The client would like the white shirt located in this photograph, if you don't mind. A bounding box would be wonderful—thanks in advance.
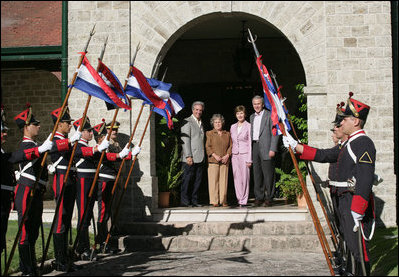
[237,125,243,134]
[191,114,202,128]
[252,110,264,141]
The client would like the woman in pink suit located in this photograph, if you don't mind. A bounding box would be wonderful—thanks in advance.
[230,106,252,207]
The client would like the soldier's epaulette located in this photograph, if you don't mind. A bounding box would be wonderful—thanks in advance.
[56,139,70,152]
[81,147,94,157]
[106,152,118,161]
[24,147,40,160]
[351,195,368,215]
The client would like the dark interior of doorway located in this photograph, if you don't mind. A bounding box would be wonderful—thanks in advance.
[176,81,265,206]
[156,80,286,207]
[156,14,306,207]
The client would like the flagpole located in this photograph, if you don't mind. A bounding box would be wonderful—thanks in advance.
[102,106,153,251]
[270,70,340,253]
[70,36,114,256]
[101,59,164,252]
[3,24,96,277]
[88,43,142,258]
[247,28,335,276]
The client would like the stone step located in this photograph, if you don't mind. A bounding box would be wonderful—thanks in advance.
[120,234,323,253]
[117,221,320,237]
[151,206,309,222]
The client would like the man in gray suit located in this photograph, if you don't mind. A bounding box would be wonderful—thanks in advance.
[180,101,205,207]
[250,95,280,207]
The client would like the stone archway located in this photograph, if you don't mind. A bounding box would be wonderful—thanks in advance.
[152,12,307,206]
[68,1,329,220]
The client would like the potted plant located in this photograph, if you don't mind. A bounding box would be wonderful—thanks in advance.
[156,117,183,208]
[275,160,307,207]
[275,84,308,207]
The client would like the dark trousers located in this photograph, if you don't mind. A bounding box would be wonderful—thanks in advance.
[181,162,203,205]
[252,142,275,202]
[1,190,13,252]
[14,184,43,246]
[338,192,372,265]
[76,176,96,253]
[96,178,113,244]
[14,184,42,275]
[52,172,76,234]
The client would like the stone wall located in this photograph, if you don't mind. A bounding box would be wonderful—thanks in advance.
[67,1,396,226]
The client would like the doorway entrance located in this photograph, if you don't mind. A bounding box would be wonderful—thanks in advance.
[156,12,306,206]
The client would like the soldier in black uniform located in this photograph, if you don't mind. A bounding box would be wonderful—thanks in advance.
[1,107,53,257]
[48,107,81,272]
[92,121,138,253]
[283,92,376,275]
[12,104,54,276]
[73,117,109,260]
[327,103,349,272]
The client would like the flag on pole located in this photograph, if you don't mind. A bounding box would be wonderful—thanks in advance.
[149,79,185,115]
[125,66,174,129]
[255,55,290,136]
[73,53,131,110]
[98,60,130,110]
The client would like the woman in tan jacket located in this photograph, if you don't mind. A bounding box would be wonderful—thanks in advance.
[206,114,232,207]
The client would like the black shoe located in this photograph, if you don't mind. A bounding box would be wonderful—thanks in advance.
[80,250,91,261]
[180,203,191,207]
[253,200,263,207]
[264,200,273,207]
[51,260,70,272]
[192,203,202,207]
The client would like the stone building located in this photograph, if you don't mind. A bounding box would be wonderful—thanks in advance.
[2,1,398,227]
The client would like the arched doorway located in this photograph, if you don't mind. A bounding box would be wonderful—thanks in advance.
[155,12,306,206]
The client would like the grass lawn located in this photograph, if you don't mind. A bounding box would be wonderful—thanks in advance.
[1,220,94,275]
[369,226,398,276]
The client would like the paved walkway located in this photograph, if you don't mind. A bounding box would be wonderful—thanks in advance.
[42,250,331,276]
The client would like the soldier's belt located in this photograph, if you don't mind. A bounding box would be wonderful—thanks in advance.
[76,168,97,173]
[56,165,76,171]
[329,181,353,188]
[1,184,15,191]
[99,173,116,180]
[20,172,47,185]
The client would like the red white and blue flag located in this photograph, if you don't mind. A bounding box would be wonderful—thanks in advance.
[256,56,290,136]
[73,53,131,110]
[125,66,174,129]
[98,60,130,110]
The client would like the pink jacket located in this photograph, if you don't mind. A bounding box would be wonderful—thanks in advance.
[230,121,252,163]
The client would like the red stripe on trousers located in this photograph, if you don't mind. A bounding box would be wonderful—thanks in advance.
[20,186,30,245]
[57,174,64,234]
[100,181,106,223]
[80,178,85,223]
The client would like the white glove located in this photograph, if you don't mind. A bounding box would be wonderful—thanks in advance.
[38,136,53,154]
[351,211,364,232]
[118,144,131,159]
[282,132,298,151]
[132,145,141,156]
[69,130,81,144]
[97,139,110,152]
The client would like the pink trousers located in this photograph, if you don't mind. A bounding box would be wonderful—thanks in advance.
[231,153,250,205]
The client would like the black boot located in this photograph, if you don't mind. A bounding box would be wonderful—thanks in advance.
[29,242,38,276]
[18,244,34,276]
[52,233,70,272]
[77,228,91,261]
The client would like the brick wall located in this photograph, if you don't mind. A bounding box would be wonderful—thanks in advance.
[1,69,62,199]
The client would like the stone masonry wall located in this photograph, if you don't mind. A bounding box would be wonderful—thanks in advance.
[67,1,396,226]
